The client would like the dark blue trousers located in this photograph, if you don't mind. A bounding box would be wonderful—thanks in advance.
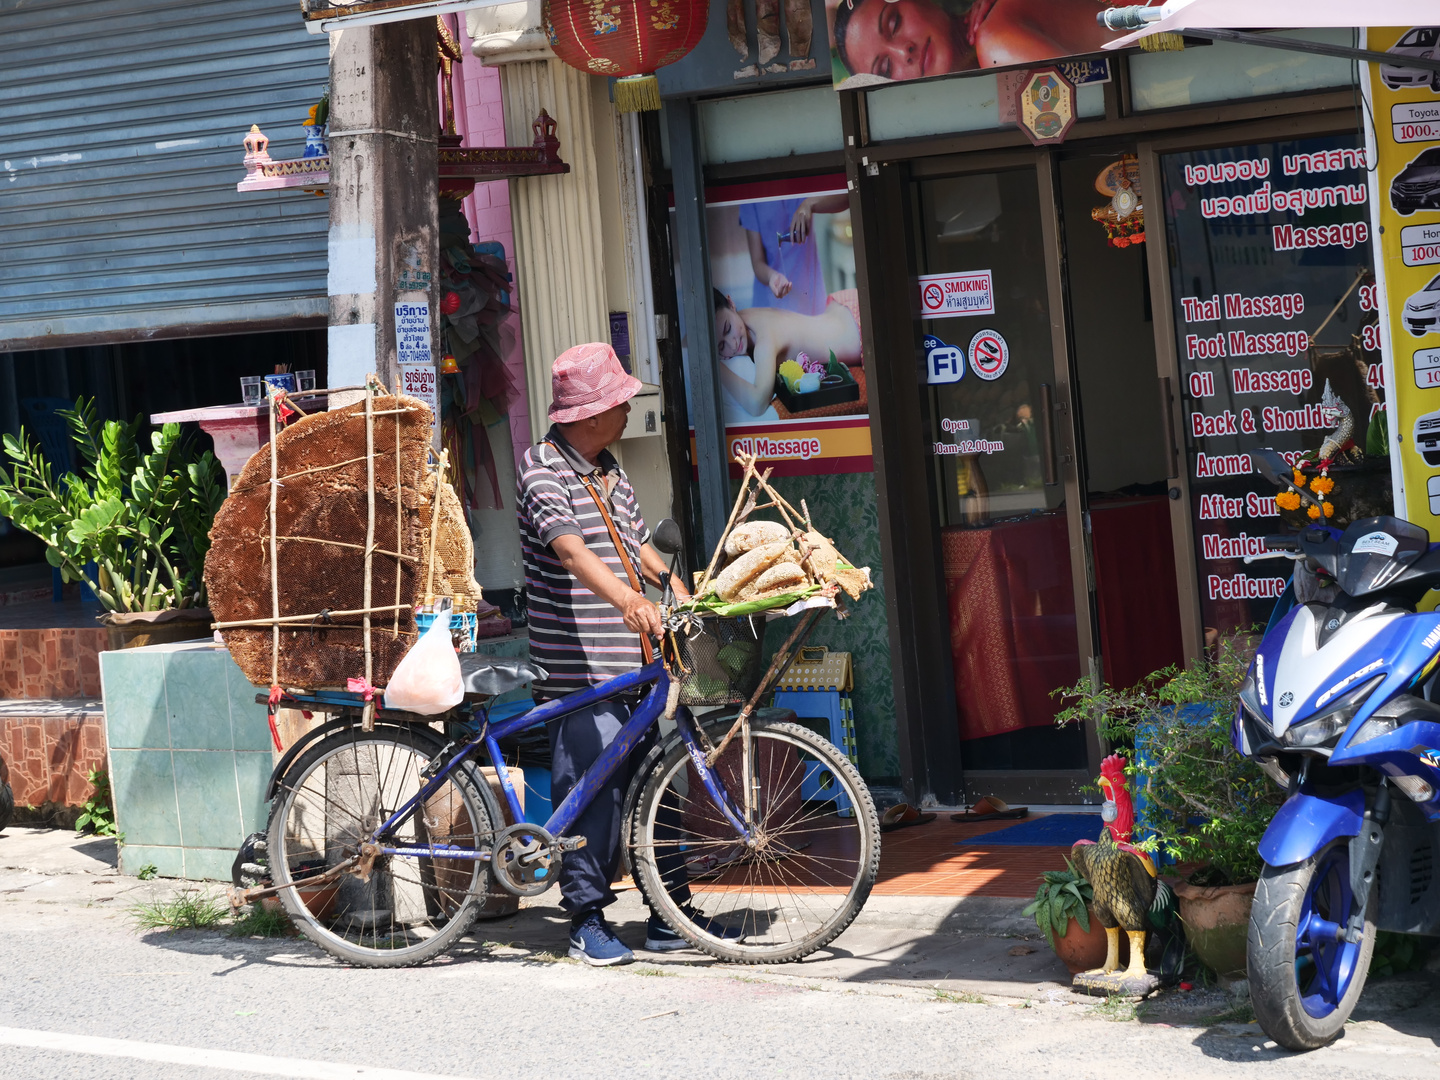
[547,699,691,923]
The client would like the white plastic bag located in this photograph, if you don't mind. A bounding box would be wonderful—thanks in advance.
[383,609,464,715]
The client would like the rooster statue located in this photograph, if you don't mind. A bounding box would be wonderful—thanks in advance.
[1069,754,1159,982]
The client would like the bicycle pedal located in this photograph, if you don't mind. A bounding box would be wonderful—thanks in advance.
[556,835,588,853]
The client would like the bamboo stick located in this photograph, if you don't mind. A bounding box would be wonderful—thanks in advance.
[277,452,396,481]
[424,450,448,607]
[274,536,417,562]
[268,390,280,690]
[362,377,376,729]
[393,410,403,640]
[693,457,762,599]
[212,604,411,630]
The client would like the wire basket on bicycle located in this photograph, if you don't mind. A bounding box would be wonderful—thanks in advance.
[673,616,763,706]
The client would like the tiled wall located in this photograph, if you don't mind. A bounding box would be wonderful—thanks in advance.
[0,703,105,806]
[100,640,272,881]
[0,628,105,699]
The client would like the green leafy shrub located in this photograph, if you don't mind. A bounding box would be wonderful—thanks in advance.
[0,398,223,612]
[1054,637,1284,885]
[1023,858,1093,950]
[75,768,117,837]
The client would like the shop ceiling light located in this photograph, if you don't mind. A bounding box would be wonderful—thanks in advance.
[1098,1,1440,74]
[301,0,509,35]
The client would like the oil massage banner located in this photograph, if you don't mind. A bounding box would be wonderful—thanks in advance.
[1362,27,1440,538]
[674,174,873,477]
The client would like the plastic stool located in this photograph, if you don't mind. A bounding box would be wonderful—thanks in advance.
[771,689,855,815]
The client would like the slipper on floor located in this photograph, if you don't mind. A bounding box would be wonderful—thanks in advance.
[881,803,937,832]
[950,796,1029,823]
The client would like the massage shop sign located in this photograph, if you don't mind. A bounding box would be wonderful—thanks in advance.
[1164,133,1387,637]
[1364,28,1440,539]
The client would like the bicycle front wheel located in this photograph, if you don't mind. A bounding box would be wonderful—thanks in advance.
[267,725,499,967]
[631,718,880,964]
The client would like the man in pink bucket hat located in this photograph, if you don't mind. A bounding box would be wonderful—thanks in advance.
[516,342,741,965]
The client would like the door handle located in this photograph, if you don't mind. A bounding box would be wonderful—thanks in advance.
[1159,376,1180,479]
[1040,382,1058,487]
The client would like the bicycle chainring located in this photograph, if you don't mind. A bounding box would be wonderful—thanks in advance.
[490,823,560,898]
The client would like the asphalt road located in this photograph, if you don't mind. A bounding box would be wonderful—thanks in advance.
[3,827,1439,1080]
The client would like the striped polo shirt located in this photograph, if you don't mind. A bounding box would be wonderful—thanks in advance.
[516,426,651,699]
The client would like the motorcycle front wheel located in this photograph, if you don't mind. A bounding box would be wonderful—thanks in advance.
[1248,840,1376,1050]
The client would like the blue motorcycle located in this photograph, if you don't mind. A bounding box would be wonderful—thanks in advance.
[1235,449,1440,1049]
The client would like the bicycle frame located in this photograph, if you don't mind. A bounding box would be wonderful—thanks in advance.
[274,659,753,865]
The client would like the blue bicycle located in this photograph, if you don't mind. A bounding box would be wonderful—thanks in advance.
[246,522,880,968]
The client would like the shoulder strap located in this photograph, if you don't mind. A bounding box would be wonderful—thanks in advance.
[544,439,654,664]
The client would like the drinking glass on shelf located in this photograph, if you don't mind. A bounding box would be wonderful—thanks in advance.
[240,376,263,406]
[296,369,317,393]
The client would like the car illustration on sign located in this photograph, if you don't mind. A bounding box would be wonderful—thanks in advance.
[1392,147,1440,215]
[1380,27,1440,91]
[1406,273,1440,336]
[1415,408,1440,466]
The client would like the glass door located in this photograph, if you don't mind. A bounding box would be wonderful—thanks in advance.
[912,154,1097,801]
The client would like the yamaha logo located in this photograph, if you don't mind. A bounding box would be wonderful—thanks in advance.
[1326,619,1340,630]
[1278,692,1294,707]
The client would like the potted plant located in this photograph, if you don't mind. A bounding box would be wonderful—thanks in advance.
[1024,858,1126,974]
[0,398,224,649]
[1055,637,1286,977]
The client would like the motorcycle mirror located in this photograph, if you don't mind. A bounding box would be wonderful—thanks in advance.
[652,518,684,557]
[1252,448,1291,488]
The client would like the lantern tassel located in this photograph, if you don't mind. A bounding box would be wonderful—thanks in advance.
[614,74,661,113]
[1138,32,1184,52]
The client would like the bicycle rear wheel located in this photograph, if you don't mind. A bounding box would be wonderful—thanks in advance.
[267,724,498,967]
[630,718,879,964]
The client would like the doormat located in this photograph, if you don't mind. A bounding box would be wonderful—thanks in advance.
[955,814,1101,847]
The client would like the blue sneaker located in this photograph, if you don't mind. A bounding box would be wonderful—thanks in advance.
[644,907,746,951]
[568,913,634,966]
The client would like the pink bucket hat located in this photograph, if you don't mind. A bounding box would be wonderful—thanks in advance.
[549,342,643,424]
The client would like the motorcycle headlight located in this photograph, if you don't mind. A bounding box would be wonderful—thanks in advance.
[1349,712,1400,747]
[1284,676,1385,749]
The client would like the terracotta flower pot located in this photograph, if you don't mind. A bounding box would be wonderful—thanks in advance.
[1174,878,1256,977]
[1052,906,1129,974]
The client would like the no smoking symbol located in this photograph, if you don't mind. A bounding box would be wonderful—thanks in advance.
[923,282,945,311]
[967,329,1009,381]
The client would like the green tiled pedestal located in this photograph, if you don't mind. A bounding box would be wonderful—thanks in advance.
[100,640,271,881]
[100,632,533,881]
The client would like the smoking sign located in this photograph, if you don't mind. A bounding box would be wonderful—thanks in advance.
[918,271,995,319]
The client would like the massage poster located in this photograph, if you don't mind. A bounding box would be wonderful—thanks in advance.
[825,0,1117,90]
[1162,134,1385,638]
[1363,28,1440,539]
[675,175,872,477]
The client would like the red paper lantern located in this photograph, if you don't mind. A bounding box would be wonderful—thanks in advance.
[440,291,461,315]
[544,0,708,112]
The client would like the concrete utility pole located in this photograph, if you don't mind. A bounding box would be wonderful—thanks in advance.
[325,21,440,407]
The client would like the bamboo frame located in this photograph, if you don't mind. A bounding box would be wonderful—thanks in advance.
[213,604,411,630]
[268,391,280,690]
[362,377,376,730]
[276,535,417,561]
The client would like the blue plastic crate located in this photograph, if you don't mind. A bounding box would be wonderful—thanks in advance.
[414,609,478,652]
[772,688,855,815]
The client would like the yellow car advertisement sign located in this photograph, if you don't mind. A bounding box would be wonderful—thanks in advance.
[1367,27,1440,532]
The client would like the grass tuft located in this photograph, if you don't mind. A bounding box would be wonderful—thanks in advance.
[129,889,229,932]
[230,905,296,938]
[932,988,987,1005]
[1089,993,1138,1023]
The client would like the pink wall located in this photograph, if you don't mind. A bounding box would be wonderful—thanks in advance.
[453,32,532,465]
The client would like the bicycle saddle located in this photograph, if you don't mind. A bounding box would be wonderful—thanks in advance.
[457,655,548,698]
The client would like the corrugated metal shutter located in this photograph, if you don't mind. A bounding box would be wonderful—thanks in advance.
[0,0,330,350]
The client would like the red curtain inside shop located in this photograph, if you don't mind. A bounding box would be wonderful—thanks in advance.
[1089,496,1185,690]
[942,515,1080,741]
